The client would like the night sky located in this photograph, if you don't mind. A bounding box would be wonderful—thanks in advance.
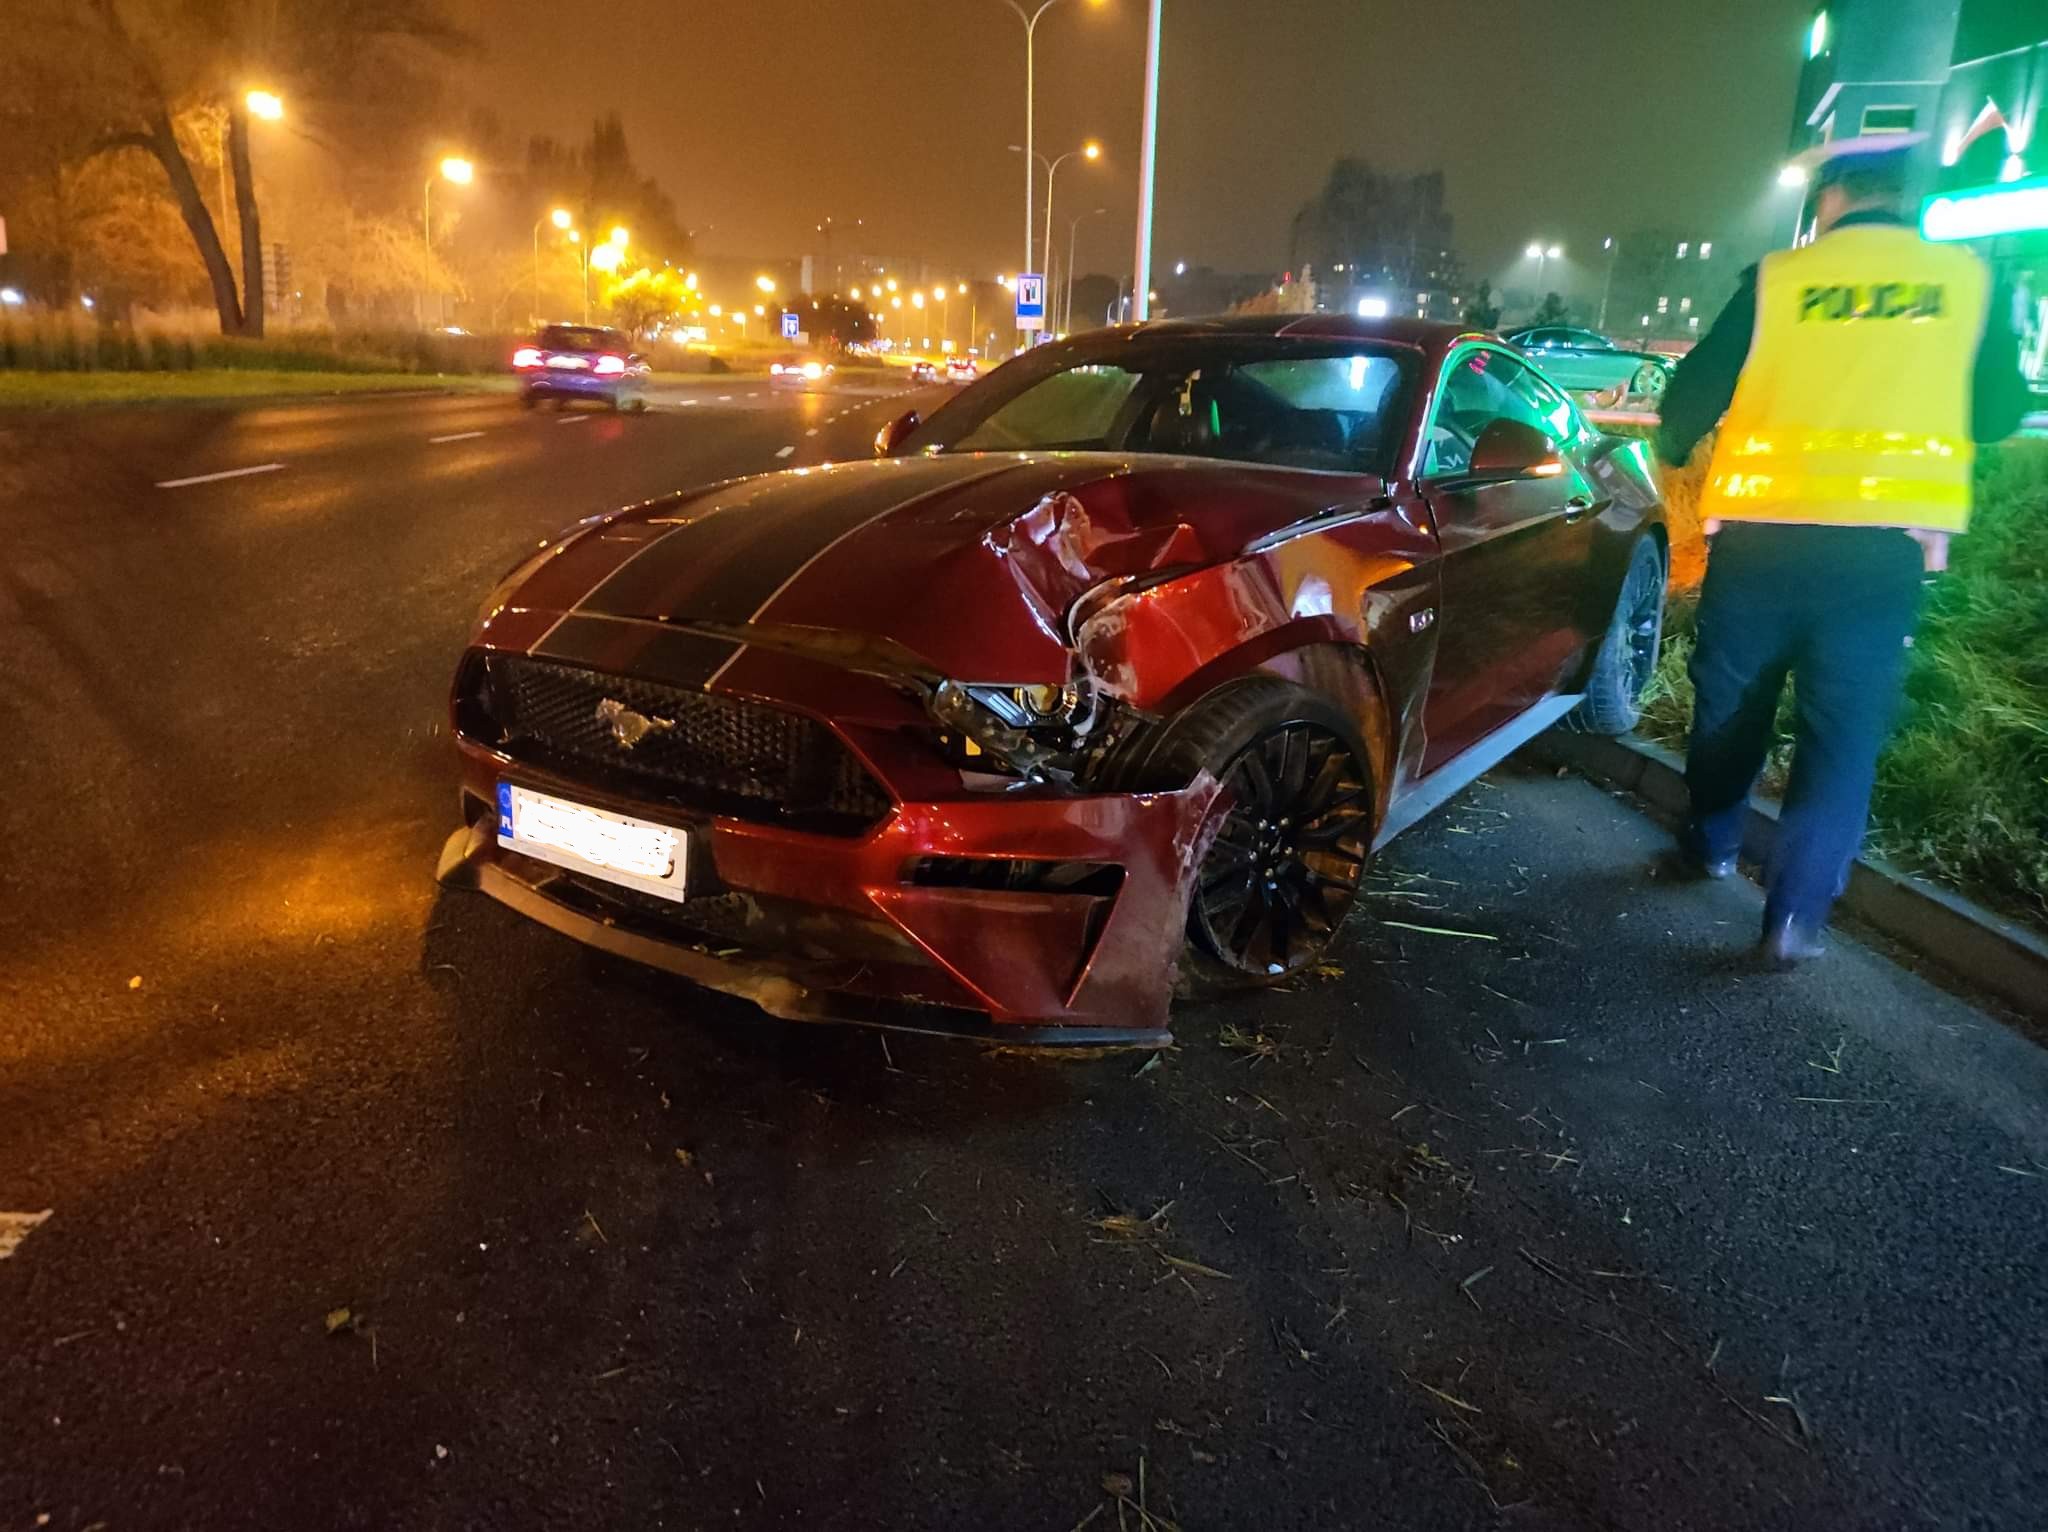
[462,0,1814,299]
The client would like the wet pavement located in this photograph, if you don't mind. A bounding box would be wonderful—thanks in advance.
[2,387,2044,1531]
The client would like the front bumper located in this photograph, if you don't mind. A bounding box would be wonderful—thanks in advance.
[440,743,1220,1048]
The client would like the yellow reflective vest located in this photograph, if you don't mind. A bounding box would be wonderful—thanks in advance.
[1700,223,1991,535]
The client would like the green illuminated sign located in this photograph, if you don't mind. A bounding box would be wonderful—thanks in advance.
[1921,176,2048,242]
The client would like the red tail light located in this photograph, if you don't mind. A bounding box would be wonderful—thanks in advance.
[594,354,626,376]
[512,347,543,368]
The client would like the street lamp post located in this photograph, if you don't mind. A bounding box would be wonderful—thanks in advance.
[423,156,474,325]
[1525,240,1562,297]
[1000,0,1104,319]
[1131,0,1162,321]
[1040,140,1101,279]
[1066,206,1107,333]
[1595,235,1618,332]
[533,208,572,324]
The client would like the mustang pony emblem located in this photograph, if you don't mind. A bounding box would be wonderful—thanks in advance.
[595,698,675,749]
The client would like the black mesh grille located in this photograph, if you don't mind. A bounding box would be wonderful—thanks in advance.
[459,653,892,833]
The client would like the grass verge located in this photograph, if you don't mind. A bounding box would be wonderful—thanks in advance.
[0,371,516,408]
[1639,439,2048,929]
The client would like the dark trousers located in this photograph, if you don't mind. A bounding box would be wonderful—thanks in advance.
[1683,523,1925,929]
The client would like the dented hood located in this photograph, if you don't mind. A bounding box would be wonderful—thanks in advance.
[501,451,1385,686]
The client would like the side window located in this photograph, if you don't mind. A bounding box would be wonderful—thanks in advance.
[1503,358,1587,449]
[1423,349,1556,475]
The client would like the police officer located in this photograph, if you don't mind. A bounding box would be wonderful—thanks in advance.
[1656,135,2029,968]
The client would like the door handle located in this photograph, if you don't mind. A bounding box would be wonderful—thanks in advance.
[1562,495,1597,523]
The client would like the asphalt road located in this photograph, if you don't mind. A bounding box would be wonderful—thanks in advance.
[2,380,2044,1532]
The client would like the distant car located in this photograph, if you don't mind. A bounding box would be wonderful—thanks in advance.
[514,325,650,411]
[908,359,938,384]
[1516,342,1676,413]
[1506,326,1615,353]
[441,315,1668,1049]
[945,355,978,384]
[769,355,832,389]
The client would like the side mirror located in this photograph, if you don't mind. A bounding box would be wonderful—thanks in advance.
[875,409,920,457]
[1469,417,1563,480]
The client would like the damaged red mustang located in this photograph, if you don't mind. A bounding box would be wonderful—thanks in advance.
[438,316,1668,1047]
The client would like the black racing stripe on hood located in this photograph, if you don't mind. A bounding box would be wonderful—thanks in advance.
[573,468,924,626]
[577,458,1029,627]
[530,613,741,690]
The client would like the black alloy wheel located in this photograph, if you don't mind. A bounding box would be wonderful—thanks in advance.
[1191,720,1373,978]
[1621,557,1664,703]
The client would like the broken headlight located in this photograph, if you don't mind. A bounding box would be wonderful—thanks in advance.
[927,678,1099,781]
[962,683,1089,731]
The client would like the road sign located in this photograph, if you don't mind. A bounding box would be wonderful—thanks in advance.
[780,310,800,339]
[1015,272,1046,332]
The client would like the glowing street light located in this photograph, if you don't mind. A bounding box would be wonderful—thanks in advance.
[608,225,628,249]
[589,242,622,273]
[885,277,898,292]
[1525,241,1563,290]
[533,207,577,322]
[246,89,284,121]
[1778,162,1810,188]
[423,157,476,323]
[755,274,777,293]
[709,304,723,317]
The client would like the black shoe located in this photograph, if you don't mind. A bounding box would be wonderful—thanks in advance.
[1757,913,1826,970]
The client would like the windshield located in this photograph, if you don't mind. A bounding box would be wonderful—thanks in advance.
[539,326,625,353]
[903,341,1417,475]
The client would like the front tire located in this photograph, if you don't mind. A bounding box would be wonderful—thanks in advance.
[1134,679,1377,992]
[1569,536,1666,735]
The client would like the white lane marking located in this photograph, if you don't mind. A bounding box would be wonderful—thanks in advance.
[718,395,733,401]
[429,430,485,444]
[775,445,796,458]
[682,399,700,407]
[156,462,283,489]
[805,428,819,436]
[0,1210,52,1261]
[556,415,589,426]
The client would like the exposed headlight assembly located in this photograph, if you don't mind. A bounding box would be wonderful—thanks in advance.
[929,678,1100,781]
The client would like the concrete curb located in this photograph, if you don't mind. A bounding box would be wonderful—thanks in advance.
[1531,729,2048,1020]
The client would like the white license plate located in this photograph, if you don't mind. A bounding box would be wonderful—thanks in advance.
[497,783,688,903]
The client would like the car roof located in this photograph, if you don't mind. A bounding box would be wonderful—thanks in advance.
[1063,312,1477,363]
